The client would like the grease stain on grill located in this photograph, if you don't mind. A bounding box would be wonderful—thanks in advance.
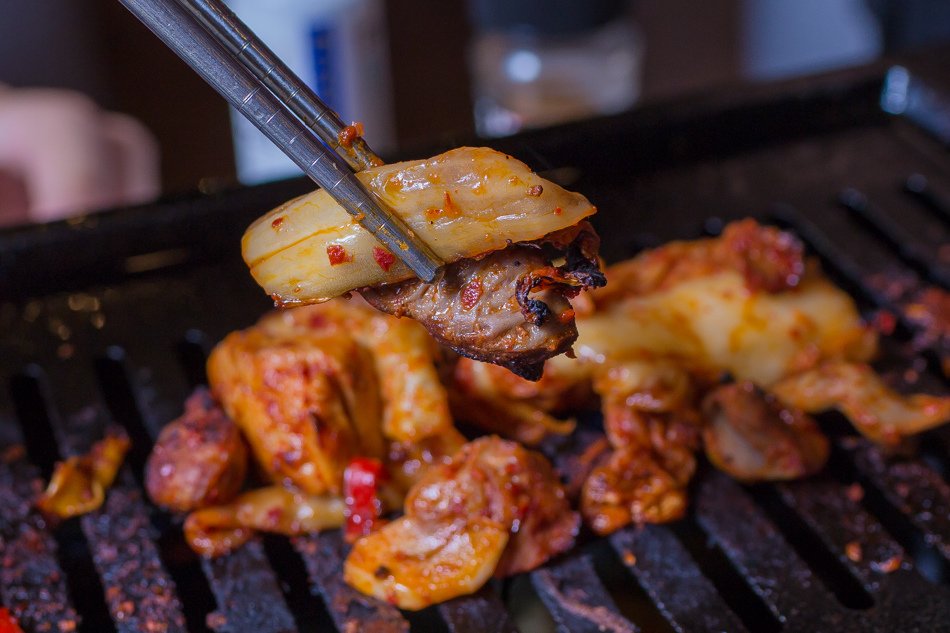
[843,439,950,585]
[0,452,86,633]
[746,483,875,609]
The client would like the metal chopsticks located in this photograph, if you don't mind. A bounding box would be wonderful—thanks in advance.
[177,0,380,172]
[118,0,443,282]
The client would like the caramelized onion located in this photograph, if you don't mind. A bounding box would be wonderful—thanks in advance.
[184,486,345,557]
[244,147,596,304]
[770,362,950,446]
[37,428,130,519]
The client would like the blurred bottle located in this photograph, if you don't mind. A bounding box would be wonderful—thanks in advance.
[468,0,642,137]
[225,0,395,184]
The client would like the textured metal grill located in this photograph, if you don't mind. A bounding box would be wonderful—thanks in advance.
[2,58,950,633]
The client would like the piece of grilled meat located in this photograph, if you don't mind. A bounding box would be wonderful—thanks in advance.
[362,222,605,380]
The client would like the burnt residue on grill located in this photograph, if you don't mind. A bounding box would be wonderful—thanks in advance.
[3,59,950,632]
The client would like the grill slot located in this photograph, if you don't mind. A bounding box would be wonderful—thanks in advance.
[747,483,875,609]
[585,540,674,633]
[258,535,336,633]
[38,355,191,633]
[94,350,157,486]
[9,372,61,478]
[906,174,950,224]
[612,523,755,633]
[696,473,842,626]
[839,187,950,288]
[776,478,904,594]
[177,331,213,390]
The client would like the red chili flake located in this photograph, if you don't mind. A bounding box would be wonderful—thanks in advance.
[871,554,903,574]
[0,608,23,633]
[526,184,543,197]
[622,550,637,566]
[373,247,396,272]
[326,244,352,266]
[270,216,285,230]
[206,612,228,630]
[265,506,284,528]
[871,310,897,336]
[845,483,864,503]
[845,541,863,562]
[344,457,386,542]
[553,206,563,215]
[461,278,483,310]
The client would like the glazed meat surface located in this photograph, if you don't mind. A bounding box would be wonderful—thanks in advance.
[448,220,950,536]
[208,313,384,495]
[146,388,247,512]
[702,381,828,482]
[364,246,576,380]
[363,223,605,380]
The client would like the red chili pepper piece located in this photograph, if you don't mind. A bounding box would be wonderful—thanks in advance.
[326,244,351,266]
[373,247,396,272]
[344,457,386,542]
[0,608,23,633]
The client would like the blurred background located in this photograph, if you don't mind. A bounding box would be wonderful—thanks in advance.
[1,0,949,221]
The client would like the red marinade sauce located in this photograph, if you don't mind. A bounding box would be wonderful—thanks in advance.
[344,457,386,542]
[0,608,23,633]
[373,247,396,272]
[461,278,483,310]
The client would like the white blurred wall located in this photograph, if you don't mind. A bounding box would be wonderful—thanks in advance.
[743,0,883,79]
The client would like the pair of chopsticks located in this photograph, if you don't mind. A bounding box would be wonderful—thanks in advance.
[119,0,442,282]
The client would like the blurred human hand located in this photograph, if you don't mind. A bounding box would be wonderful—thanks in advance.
[0,85,160,226]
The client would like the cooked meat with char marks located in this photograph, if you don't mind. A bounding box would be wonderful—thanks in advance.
[146,388,248,512]
[362,225,605,381]
[363,246,573,380]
